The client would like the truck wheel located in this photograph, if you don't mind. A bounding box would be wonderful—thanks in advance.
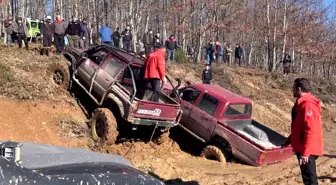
[48,63,70,89]
[154,131,170,145]
[91,108,118,145]
[201,145,228,163]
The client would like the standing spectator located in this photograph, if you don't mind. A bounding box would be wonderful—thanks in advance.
[283,78,323,185]
[40,16,54,56]
[80,18,89,49]
[206,42,215,65]
[121,25,132,51]
[187,45,194,59]
[112,27,121,47]
[215,41,224,63]
[144,45,166,102]
[202,65,212,84]
[234,44,243,66]
[143,29,154,56]
[53,15,67,54]
[5,20,13,47]
[14,19,29,50]
[152,32,162,49]
[66,16,82,48]
[283,54,292,77]
[99,23,113,45]
[165,34,177,61]
[226,43,233,64]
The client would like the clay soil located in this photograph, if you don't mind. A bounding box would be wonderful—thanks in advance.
[0,45,335,185]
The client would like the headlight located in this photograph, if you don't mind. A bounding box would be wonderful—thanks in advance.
[0,141,22,164]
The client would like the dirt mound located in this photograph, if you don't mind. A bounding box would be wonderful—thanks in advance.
[0,45,70,101]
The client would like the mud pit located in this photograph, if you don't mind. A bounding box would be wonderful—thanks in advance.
[0,46,336,185]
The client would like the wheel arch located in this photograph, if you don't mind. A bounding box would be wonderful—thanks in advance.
[102,96,125,120]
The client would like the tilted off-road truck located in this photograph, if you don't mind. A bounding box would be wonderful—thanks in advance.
[48,45,182,145]
[164,83,293,166]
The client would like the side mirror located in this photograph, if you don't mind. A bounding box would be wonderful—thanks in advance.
[179,93,183,98]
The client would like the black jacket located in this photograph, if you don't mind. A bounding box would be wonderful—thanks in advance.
[235,46,243,58]
[121,29,132,42]
[152,36,162,48]
[143,33,153,46]
[41,21,54,35]
[202,69,212,81]
[66,21,81,36]
[165,38,177,50]
[112,31,121,40]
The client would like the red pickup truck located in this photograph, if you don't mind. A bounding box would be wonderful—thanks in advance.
[166,83,293,166]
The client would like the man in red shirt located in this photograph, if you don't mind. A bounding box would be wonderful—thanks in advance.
[143,45,166,102]
[285,78,323,185]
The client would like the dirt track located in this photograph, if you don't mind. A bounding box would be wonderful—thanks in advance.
[0,46,335,185]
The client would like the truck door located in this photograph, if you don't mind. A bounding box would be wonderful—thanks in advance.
[179,87,201,130]
[189,93,219,140]
[92,56,127,98]
[76,49,107,87]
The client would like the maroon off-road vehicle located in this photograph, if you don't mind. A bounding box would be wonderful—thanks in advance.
[165,83,293,166]
[50,45,182,144]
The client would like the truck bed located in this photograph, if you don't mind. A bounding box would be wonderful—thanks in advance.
[225,119,286,150]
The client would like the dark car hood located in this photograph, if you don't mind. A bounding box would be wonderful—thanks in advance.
[0,141,164,185]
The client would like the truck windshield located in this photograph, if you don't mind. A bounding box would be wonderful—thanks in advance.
[224,104,251,116]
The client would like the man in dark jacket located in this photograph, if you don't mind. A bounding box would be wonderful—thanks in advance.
[202,65,212,84]
[284,78,323,185]
[5,20,13,47]
[53,15,67,54]
[143,29,154,56]
[283,54,292,77]
[80,18,89,49]
[234,44,243,66]
[121,25,132,51]
[40,16,54,56]
[112,27,121,47]
[152,32,162,49]
[165,34,177,61]
[66,16,82,48]
[206,42,215,65]
[14,19,29,50]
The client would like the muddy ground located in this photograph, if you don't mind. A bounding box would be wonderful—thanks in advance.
[0,45,335,185]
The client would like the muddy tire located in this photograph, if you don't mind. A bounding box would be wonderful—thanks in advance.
[154,131,170,145]
[90,108,118,145]
[48,63,70,88]
[201,145,228,163]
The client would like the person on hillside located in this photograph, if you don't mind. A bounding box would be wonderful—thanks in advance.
[40,15,54,56]
[206,42,215,65]
[112,27,121,47]
[14,19,29,50]
[234,44,243,66]
[152,32,162,50]
[283,78,323,185]
[226,43,233,64]
[121,25,132,51]
[80,18,89,49]
[165,34,177,62]
[283,54,292,77]
[5,20,13,47]
[143,45,166,102]
[65,16,82,48]
[202,64,212,84]
[99,23,113,45]
[53,15,67,54]
[215,41,224,63]
[143,29,154,56]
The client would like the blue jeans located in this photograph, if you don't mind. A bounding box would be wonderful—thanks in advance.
[167,49,175,61]
[7,35,11,47]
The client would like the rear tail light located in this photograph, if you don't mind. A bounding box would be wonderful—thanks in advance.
[257,152,266,164]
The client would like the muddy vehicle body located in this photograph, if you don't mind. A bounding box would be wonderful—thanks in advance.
[58,45,182,144]
[0,141,164,184]
[167,83,293,166]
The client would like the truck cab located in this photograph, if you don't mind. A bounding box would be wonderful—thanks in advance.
[175,84,293,166]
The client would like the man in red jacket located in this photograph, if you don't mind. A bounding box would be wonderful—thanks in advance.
[143,45,166,102]
[285,78,323,185]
